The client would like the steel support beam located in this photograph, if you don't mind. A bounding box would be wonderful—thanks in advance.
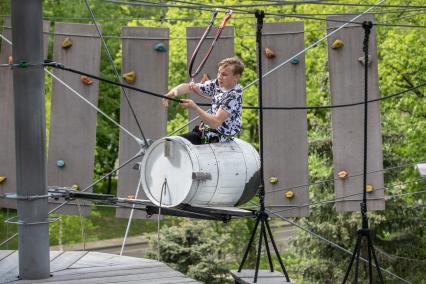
[11,0,50,279]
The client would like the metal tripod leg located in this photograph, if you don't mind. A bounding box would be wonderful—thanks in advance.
[342,231,362,283]
[254,219,265,282]
[265,217,290,281]
[262,219,274,272]
[238,216,260,272]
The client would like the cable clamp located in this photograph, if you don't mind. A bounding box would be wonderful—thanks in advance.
[5,216,61,226]
[5,193,49,201]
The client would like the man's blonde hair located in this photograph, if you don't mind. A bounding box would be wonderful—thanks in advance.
[218,57,245,76]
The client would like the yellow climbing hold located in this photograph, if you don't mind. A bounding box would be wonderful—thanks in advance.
[269,176,279,184]
[337,170,348,179]
[71,184,79,191]
[285,191,294,199]
[365,184,374,193]
[331,39,344,49]
[62,37,73,49]
[123,71,136,84]
[0,176,7,184]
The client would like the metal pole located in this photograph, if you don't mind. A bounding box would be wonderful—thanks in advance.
[11,0,50,279]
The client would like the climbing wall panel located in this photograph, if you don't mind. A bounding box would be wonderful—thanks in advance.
[262,22,309,217]
[47,23,101,215]
[327,15,384,212]
[0,17,49,208]
[116,27,168,219]
[186,26,234,129]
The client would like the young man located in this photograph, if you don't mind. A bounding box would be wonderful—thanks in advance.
[162,57,244,144]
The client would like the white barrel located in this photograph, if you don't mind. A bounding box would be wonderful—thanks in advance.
[140,136,260,208]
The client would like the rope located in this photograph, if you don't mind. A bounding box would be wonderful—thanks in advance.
[266,161,423,195]
[242,0,386,91]
[46,62,426,110]
[265,207,412,284]
[120,158,145,255]
[84,0,149,146]
[268,177,426,215]
[157,178,168,261]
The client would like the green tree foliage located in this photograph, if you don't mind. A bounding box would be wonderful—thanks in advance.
[1,0,425,282]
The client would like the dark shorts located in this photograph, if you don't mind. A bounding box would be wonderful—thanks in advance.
[180,126,220,145]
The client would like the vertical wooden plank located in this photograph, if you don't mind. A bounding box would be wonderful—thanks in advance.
[47,23,101,215]
[116,27,168,219]
[186,26,234,129]
[262,22,309,217]
[0,17,49,208]
[327,15,384,212]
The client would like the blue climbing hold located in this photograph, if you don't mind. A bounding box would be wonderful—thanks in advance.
[57,160,65,168]
[154,42,167,52]
[291,58,300,65]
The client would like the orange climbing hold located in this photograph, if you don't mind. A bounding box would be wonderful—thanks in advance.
[8,56,13,65]
[80,75,93,85]
[0,176,6,184]
[337,170,348,179]
[264,47,276,59]
[200,73,210,83]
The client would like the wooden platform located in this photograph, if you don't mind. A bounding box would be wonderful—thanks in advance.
[231,270,295,284]
[0,250,200,283]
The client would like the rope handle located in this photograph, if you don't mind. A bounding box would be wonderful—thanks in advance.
[188,9,232,80]
[218,10,232,29]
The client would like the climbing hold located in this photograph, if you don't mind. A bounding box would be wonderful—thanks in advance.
[269,176,279,184]
[285,191,294,199]
[62,37,73,49]
[0,176,6,184]
[291,58,300,65]
[80,75,93,85]
[200,73,210,83]
[71,184,79,191]
[123,71,136,84]
[358,55,372,66]
[365,184,374,193]
[8,56,13,65]
[264,47,276,59]
[56,160,65,168]
[154,42,167,52]
[337,170,348,179]
[331,39,344,49]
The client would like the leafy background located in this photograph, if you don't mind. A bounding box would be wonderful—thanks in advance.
[0,0,425,283]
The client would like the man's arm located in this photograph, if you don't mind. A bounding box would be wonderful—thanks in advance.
[180,99,229,129]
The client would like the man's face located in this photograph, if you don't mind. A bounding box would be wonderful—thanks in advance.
[217,65,240,90]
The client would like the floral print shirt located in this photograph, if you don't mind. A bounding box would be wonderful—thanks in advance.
[196,79,243,142]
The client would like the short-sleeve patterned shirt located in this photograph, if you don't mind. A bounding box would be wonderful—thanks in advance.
[196,79,243,142]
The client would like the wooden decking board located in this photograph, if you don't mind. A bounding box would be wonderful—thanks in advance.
[0,251,199,284]
[231,270,295,284]
[52,264,170,278]
[50,251,88,272]
[69,251,156,269]
[0,251,18,283]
